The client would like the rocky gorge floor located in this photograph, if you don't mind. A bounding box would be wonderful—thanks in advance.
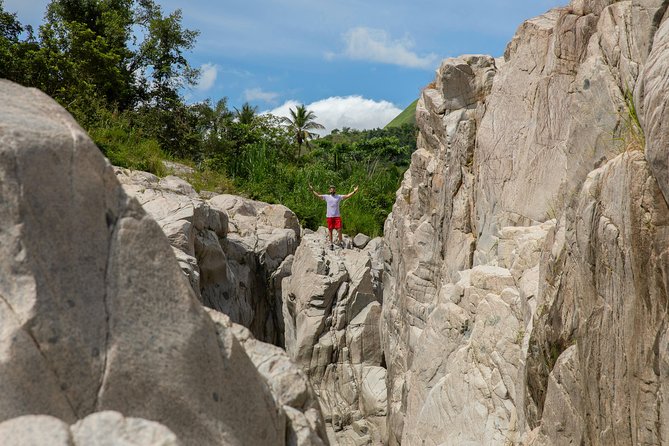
[114,166,388,445]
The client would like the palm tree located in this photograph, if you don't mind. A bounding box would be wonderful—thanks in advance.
[234,102,258,125]
[281,105,325,156]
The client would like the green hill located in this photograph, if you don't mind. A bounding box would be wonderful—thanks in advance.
[385,99,417,128]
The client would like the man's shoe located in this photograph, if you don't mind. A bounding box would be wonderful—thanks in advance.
[330,244,334,250]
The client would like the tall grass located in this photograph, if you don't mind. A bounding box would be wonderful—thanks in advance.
[621,87,645,152]
[234,154,402,237]
[89,117,167,176]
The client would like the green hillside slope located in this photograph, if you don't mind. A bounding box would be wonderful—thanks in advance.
[385,99,417,128]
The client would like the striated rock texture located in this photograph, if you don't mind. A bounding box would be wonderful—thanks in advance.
[382,0,669,444]
[527,150,669,445]
[382,54,496,445]
[115,172,299,346]
[0,79,325,446]
[283,229,387,445]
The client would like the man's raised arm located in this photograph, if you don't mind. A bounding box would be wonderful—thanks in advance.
[309,184,324,199]
[342,185,359,200]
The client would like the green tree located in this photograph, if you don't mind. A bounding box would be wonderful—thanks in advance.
[0,1,22,42]
[133,1,199,108]
[1,0,199,133]
[281,104,325,156]
[190,98,234,164]
[34,0,137,114]
[234,102,258,125]
[0,1,39,85]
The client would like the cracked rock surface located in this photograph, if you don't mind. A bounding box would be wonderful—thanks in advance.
[115,174,299,346]
[381,0,669,444]
[283,229,386,445]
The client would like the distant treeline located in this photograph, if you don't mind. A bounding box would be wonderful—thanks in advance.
[0,0,417,237]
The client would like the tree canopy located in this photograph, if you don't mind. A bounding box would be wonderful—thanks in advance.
[0,0,198,124]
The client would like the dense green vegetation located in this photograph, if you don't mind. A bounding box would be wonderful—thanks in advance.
[0,0,417,237]
[235,123,417,237]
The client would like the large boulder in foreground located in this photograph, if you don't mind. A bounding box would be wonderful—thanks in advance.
[0,79,323,445]
[207,308,328,446]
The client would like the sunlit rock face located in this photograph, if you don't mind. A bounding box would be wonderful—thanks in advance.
[282,229,387,445]
[116,173,299,347]
[0,412,182,446]
[381,0,669,444]
[382,53,497,445]
[0,79,325,446]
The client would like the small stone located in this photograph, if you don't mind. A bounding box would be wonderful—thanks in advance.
[352,233,371,249]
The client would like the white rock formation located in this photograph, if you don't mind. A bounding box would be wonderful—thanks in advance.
[382,54,495,445]
[527,150,669,446]
[207,308,328,446]
[209,194,300,345]
[115,172,299,346]
[381,0,669,444]
[4,1,669,444]
[0,79,324,446]
[283,229,387,445]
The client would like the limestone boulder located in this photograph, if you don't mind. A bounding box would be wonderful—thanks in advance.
[0,79,288,446]
[206,308,329,446]
[115,168,226,301]
[352,233,371,249]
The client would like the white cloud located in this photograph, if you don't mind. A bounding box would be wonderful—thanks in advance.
[244,88,280,104]
[196,63,218,91]
[266,96,402,135]
[336,27,439,69]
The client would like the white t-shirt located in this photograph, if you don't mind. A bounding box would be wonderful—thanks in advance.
[322,194,343,217]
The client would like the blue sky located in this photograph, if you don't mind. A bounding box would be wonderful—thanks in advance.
[6,0,566,132]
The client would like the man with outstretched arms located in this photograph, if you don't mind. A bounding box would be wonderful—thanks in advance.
[309,183,359,249]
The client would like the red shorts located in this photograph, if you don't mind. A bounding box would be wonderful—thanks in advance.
[327,217,342,230]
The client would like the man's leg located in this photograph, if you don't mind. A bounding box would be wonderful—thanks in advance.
[336,218,343,246]
[327,219,334,249]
